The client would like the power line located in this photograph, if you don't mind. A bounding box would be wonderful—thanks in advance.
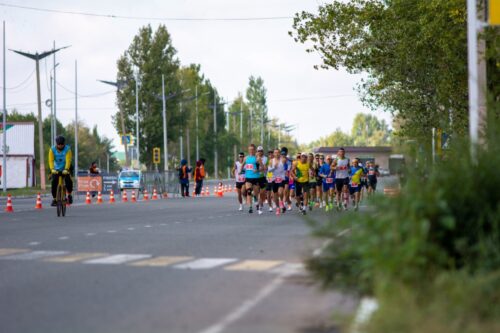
[0,3,293,22]
[0,68,35,91]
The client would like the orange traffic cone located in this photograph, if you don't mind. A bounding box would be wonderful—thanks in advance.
[213,186,217,196]
[131,191,137,203]
[204,186,209,196]
[96,191,103,204]
[143,190,149,201]
[85,192,91,204]
[218,184,223,197]
[122,190,128,202]
[152,188,158,200]
[109,190,116,203]
[35,193,43,209]
[4,194,13,212]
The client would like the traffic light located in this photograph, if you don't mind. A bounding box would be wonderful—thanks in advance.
[153,147,161,164]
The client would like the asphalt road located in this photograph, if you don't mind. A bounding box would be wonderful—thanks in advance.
[0,189,363,333]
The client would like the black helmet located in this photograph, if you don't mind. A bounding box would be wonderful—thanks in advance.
[55,135,65,145]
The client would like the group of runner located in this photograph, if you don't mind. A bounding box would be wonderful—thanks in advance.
[232,145,380,215]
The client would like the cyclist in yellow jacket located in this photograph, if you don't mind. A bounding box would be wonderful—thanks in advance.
[48,136,73,206]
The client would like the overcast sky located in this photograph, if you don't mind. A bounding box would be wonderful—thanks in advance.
[1,0,392,150]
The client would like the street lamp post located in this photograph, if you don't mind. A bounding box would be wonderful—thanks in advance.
[134,69,140,167]
[10,45,69,190]
[161,75,168,172]
[2,21,6,193]
[74,60,78,182]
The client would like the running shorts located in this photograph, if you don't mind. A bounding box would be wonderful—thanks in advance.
[236,182,245,189]
[322,182,334,192]
[272,182,284,193]
[245,178,260,186]
[295,181,310,198]
[335,178,350,192]
[349,183,361,195]
[258,177,267,189]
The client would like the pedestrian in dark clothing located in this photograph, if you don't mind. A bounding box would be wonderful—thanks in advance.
[194,159,206,196]
[178,159,192,197]
[89,161,100,197]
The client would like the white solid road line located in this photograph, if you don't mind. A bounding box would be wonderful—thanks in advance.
[173,258,237,270]
[84,254,151,265]
[198,274,286,333]
[0,250,68,260]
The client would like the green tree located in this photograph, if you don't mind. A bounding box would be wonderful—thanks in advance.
[290,0,499,141]
[246,76,268,144]
[351,113,391,146]
[115,24,180,169]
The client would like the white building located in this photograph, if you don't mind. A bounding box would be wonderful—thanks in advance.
[0,122,35,189]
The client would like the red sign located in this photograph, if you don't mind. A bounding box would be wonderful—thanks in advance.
[77,176,102,192]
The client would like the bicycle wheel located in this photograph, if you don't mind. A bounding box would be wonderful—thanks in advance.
[61,184,68,217]
[56,183,62,217]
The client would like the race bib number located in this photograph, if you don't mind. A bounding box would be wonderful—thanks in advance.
[326,178,333,184]
[275,177,283,184]
[237,175,246,182]
[338,165,347,171]
[245,164,254,171]
[351,182,359,188]
[369,170,375,175]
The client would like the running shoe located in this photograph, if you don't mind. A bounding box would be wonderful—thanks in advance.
[276,208,281,216]
[269,207,273,212]
[68,194,73,204]
[325,205,329,212]
[249,206,253,214]
[239,204,243,211]
[287,204,292,211]
[51,199,57,207]
[258,209,263,215]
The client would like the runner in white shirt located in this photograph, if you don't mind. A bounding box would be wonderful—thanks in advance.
[232,152,247,211]
[268,148,288,215]
[332,147,350,210]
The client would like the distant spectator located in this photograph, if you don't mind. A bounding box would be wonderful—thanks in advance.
[194,159,206,196]
[89,161,100,175]
[89,161,100,197]
[178,159,192,197]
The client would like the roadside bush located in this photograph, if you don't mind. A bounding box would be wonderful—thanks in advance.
[307,116,500,295]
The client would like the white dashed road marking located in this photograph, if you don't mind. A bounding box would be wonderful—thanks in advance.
[84,254,151,265]
[174,258,237,270]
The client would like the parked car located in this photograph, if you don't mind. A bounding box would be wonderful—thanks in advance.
[118,170,144,191]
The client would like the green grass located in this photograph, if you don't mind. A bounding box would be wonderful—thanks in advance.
[364,271,500,333]
[0,187,48,197]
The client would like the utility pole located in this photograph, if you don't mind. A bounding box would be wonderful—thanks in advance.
[49,75,53,144]
[195,85,199,162]
[98,79,129,167]
[162,74,168,172]
[214,91,218,179]
[52,41,57,140]
[135,69,140,167]
[74,60,78,183]
[466,0,488,158]
[10,45,69,190]
[240,99,243,143]
[179,101,183,161]
[2,21,6,193]
[260,108,264,145]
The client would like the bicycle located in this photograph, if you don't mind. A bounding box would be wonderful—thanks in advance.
[54,172,69,217]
